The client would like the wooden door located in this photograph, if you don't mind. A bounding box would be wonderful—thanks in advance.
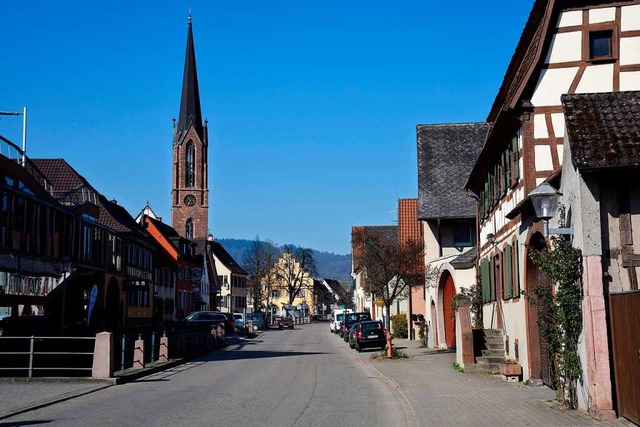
[443,275,456,349]
[610,291,640,425]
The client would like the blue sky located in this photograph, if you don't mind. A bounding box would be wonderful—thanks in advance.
[1,1,533,255]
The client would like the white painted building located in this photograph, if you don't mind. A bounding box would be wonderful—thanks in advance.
[465,0,640,419]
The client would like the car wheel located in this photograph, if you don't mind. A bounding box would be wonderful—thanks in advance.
[290,326,294,329]
[279,326,283,330]
[356,343,362,353]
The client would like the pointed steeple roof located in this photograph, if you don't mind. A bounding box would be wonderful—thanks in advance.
[177,14,203,141]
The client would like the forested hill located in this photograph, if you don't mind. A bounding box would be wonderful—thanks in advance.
[216,238,352,282]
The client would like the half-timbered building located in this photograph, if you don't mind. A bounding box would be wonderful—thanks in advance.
[464,0,640,419]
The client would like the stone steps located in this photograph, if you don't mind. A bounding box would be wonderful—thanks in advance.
[467,329,505,374]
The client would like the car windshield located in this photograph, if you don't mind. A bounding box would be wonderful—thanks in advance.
[361,322,382,332]
[346,313,371,322]
[233,314,242,320]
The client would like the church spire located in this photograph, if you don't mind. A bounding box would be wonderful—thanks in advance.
[176,13,203,141]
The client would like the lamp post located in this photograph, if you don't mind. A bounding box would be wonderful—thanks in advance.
[59,257,71,335]
[529,183,573,237]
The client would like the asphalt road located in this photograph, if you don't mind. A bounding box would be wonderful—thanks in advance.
[3,322,413,426]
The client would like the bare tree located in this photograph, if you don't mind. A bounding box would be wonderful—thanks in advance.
[352,228,433,331]
[242,236,278,314]
[273,246,318,306]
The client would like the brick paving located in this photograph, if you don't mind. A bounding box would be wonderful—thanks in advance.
[362,338,635,427]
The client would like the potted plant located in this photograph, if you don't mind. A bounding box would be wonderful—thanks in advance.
[500,359,522,377]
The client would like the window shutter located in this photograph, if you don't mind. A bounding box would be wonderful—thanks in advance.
[505,244,513,299]
[511,134,520,185]
[513,240,520,296]
[481,258,490,303]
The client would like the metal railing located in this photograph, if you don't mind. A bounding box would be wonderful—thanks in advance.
[0,336,95,377]
[0,134,54,196]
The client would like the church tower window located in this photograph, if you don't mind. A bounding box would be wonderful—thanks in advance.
[186,218,193,240]
[186,141,195,187]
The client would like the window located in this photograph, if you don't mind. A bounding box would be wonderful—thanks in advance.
[512,239,520,297]
[478,130,521,221]
[185,141,195,187]
[504,244,513,300]
[481,258,490,303]
[453,223,472,246]
[589,30,613,60]
[185,218,193,240]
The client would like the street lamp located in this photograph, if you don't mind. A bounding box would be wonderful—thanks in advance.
[60,257,71,335]
[529,183,573,238]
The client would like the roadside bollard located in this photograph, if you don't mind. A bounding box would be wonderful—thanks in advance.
[133,334,145,369]
[159,333,169,363]
[386,331,393,359]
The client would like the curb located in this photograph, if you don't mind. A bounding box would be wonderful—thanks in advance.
[0,382,113,421]
[0,338,246,420]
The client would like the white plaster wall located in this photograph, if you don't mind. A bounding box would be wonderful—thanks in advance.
[535,145,554,171]
[621,4,640,31]
[557,10,582,27]
[500,298,529,378]
[479,188,523,251]
[544,32,582,64]
[620,37,640,66]
[575,64,614,93]
[589,7,615,23]
[558,133,598,412]
[557,145,564,166]
[453,267,476,292]
[551,113,565,138]
[620,71,640,91]
[531,68,579,107]
[533,114,548,139]
[536,177,546,186]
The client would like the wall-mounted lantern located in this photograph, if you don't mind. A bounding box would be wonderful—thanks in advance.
[529,183,573,238]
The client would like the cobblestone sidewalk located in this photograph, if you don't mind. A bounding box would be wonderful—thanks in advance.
[361,338,634,427]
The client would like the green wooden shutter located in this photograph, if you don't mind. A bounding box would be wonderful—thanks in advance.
[511,133,520,184]
[481,258,490,303]
[513,239,520,296]
[505,244,513,299]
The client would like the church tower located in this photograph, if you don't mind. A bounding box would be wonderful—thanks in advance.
[172,14,209,240]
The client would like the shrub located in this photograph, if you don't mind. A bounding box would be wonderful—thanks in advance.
[392,313,408,338]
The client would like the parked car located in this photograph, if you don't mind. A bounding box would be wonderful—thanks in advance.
[330,309,352,334]
[246,312,266,330]
[183,311,228,329]
[347,323,359,349]
[0,315,50,337]
[350,320,387,352]
[218,312,237,335]
[183,311,235,335]
[233,313,244,330]
[341,312,372,340]
[276,316,294,330]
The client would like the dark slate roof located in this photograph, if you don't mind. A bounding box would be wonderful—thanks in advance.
[450,247,477,269]
[562,91,640,170]
[417,123,488,220]
[176,19,203,142]
[211,241,247,275]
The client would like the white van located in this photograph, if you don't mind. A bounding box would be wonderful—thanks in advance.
[330,309,352,333]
